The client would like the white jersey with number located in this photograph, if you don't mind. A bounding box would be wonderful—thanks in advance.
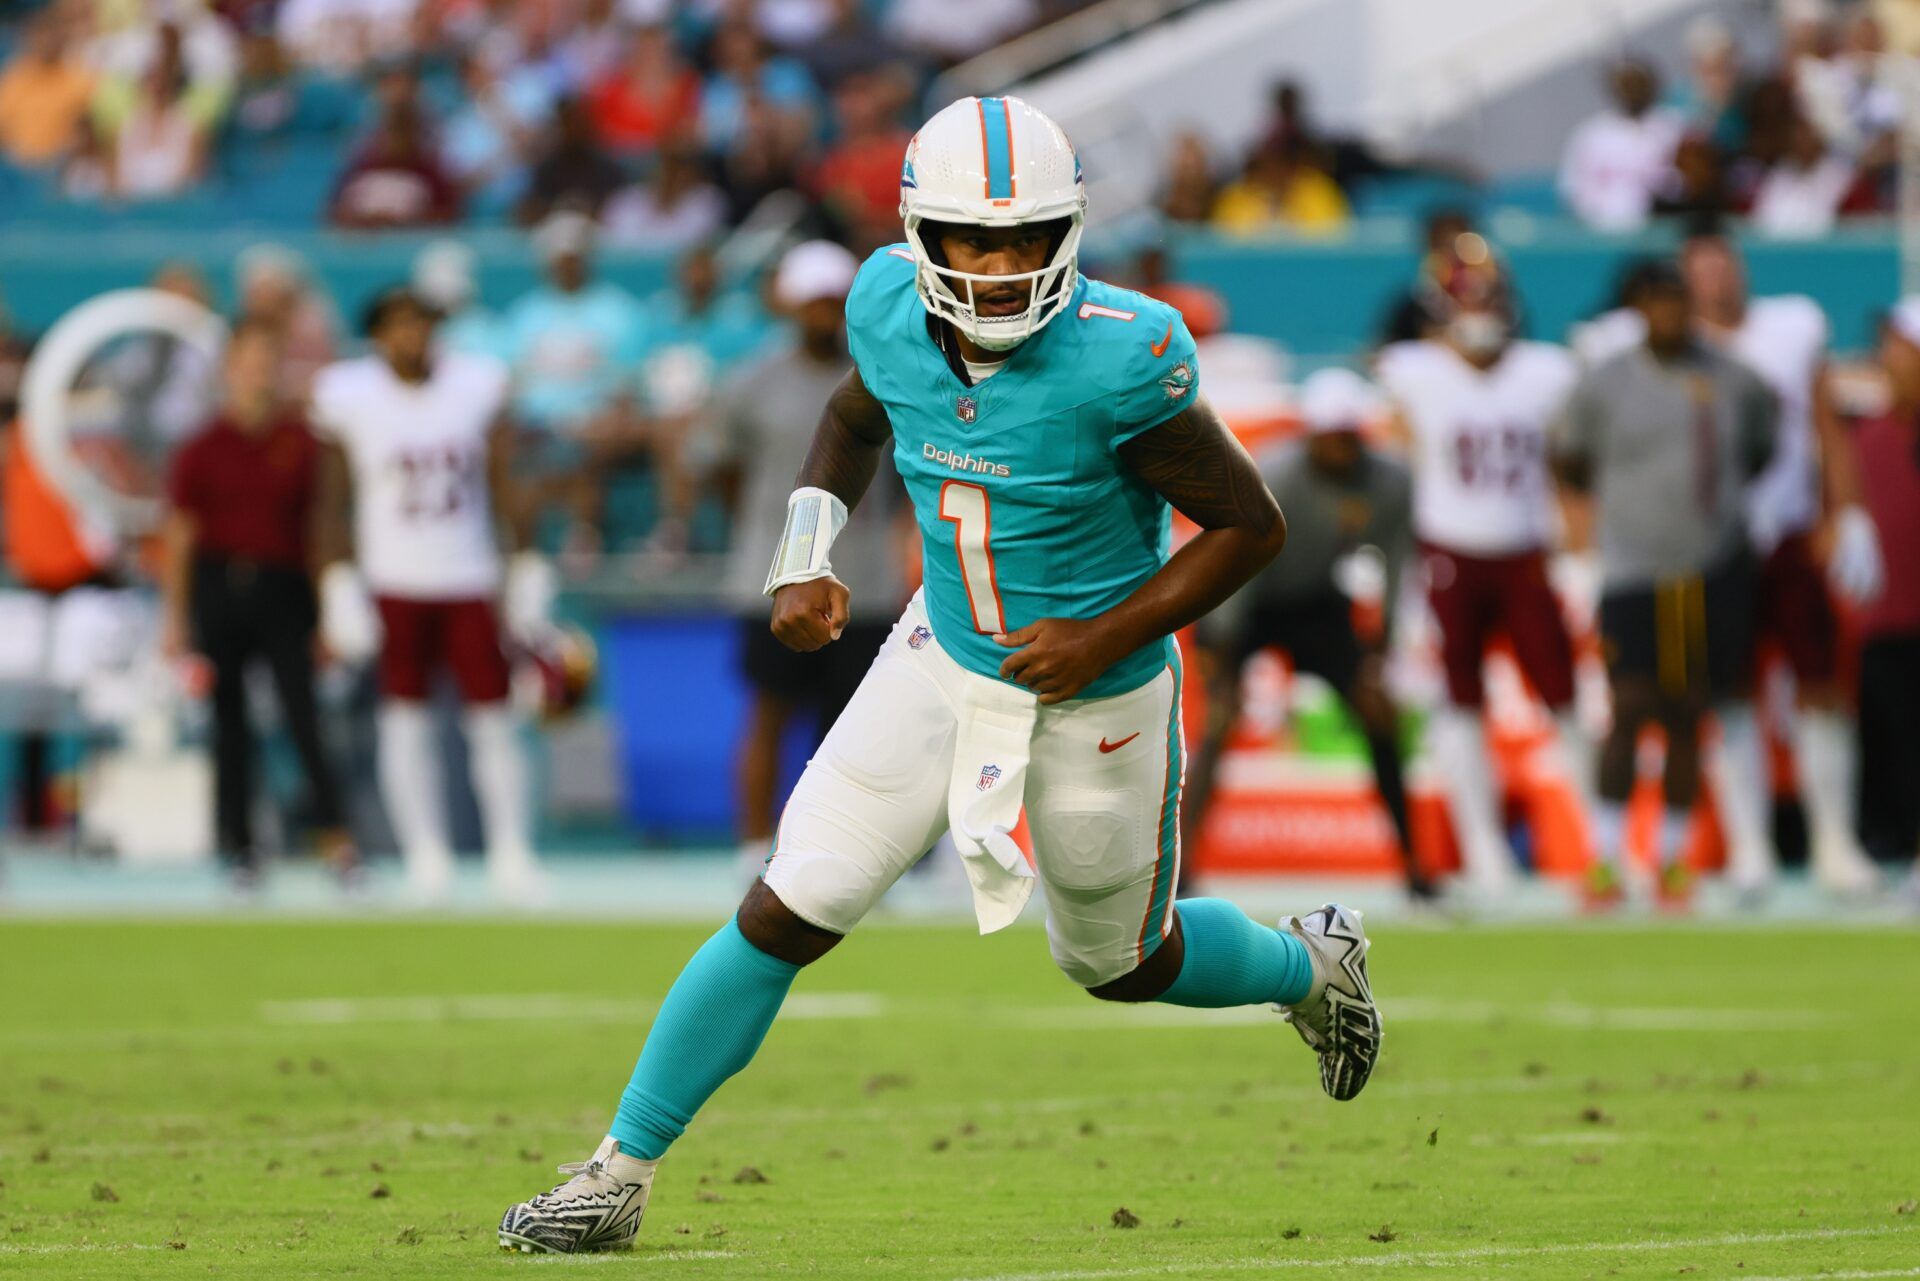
[311,352,509,599]
[1720,295,1826,551]
[1376,339,1580,556]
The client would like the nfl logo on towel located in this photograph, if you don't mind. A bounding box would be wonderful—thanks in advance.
[908,624,932,650]
[976,763,1002,791]
[955,395,977,424]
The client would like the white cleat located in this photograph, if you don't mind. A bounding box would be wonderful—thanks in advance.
[1278,904,1382,1102]
[486,852,550,908]
[1899,864,1920,915]
[403,848,457,908]
[498,1136,657,1254]
[1722,856,1777,908]
[1810,837,1880,899]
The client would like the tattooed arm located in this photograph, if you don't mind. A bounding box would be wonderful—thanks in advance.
[1105,396,1287,638]
[995,397,1286,703]
[769,368,896,653]
[793,367,895,506]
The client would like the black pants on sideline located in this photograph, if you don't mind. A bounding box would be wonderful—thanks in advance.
[1240,596,1416,872]
[190,556,342,868]
[1183,594,1421,893]
[1858,632,1920,860]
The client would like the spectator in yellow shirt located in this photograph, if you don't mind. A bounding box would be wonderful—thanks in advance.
[1876,0,1920,55]
[0,15,97,168]
[1212,143,1351,236]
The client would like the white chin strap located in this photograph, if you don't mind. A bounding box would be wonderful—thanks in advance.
[972,304,1060,352]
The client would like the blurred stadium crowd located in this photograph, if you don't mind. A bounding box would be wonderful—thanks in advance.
[3,0,1919,238]
[1552,5,1914,237]
[1,0,1918,913]
[0,0,1099,239]
[1161,2,1920,238]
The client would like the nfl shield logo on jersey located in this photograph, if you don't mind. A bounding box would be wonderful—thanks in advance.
[908,624,932,650]
[977,763,1002,791]
[955,395,978,424]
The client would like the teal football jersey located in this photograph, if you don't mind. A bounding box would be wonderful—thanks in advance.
[845,246,1200,699]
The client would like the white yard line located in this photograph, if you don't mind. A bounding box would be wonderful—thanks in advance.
[0,992,1835,1046]
[251,991,1826,1033]
[1480,1130,1630,1146]
[998,996,1829,1033]
[953,1224,1920,1281]
[0,1243,169,1255]
[1528,1000,1829,1032]
[0,1243,738,1264]
[520,1250,738,1265]
[1741,1270,1920,1281]
[257,992,886,1025]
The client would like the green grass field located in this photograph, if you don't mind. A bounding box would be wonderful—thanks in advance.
[2,916,1917,1279]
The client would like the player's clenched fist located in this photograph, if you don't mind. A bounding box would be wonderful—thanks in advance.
[770,577,851,652]
[994,616,1130,705]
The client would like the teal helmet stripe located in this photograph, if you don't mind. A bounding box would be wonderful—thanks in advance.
[978,97,1015,199]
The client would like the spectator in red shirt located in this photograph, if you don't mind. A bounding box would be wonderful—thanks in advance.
[811,68,912,253]
[1130,245,1228,340]
[1855,303,1920,889]
[588,24,699,159]
[162,319,351,885]
[329,98,461,229]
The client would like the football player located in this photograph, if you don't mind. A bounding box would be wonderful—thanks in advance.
[1183,368,1427,902]
[311,288,549,904]
[1566,231,1885,897]
[1552,264,1778,906]
[499,97,1383,1254]
[1376,243,1597,900]
[1679,228,1882,897]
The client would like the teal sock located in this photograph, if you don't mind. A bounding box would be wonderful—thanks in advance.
[609,918,800,1160]
[1156,898,1314,1008]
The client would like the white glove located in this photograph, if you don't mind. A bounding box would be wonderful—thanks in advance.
[1827,506,1885,605]
[1548,550,1604,632]
[319,563,381,662]
[504,551,557,647]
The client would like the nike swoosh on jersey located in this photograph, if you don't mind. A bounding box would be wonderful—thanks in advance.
[1149,324,1173,358]
[1097,732,1141,754]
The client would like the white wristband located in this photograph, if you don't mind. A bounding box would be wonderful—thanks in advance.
[763,487,849,596]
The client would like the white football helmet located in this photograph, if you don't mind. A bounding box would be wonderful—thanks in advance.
[899,95,1087,351]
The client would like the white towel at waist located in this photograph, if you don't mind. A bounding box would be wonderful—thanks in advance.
[945,666,1039,934]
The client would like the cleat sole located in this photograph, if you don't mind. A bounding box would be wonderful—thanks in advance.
[498,1229,635,1256]
[499,1233,557,1255]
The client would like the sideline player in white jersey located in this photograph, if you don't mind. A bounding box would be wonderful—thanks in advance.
[497,96,1381,1255]
[1677,229,1883,895]
[1377,245,1596,899]
[311,288,548,903]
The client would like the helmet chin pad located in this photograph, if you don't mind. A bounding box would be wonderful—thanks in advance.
[967,313,1037,352]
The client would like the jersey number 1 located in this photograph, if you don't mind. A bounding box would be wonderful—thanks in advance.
[938,480,1006,634]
